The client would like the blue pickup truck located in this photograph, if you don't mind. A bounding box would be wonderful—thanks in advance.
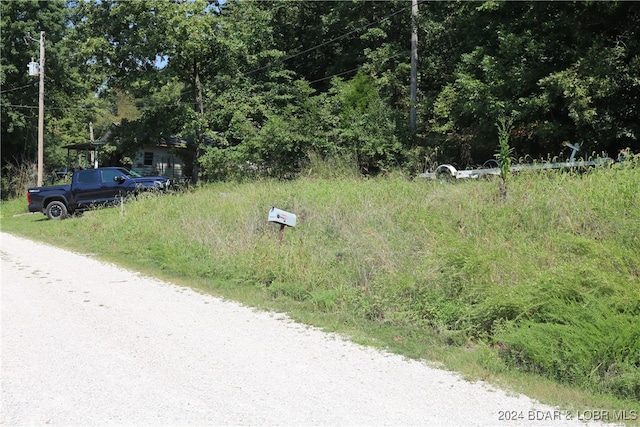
[27,167,170,219]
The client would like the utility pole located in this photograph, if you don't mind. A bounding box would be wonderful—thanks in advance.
[37,31,45,186]
[410,0,418,130]
[26,31,46,185]
[193,60,204,183]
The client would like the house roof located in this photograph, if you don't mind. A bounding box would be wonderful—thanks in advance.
[158,136,187,147]
[62,143,97,151]
[63,129,111,151]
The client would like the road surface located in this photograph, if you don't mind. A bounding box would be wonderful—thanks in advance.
[1,232,605,426]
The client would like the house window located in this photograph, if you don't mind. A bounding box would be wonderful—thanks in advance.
[143,152,153,166]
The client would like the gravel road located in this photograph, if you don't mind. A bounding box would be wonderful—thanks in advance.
[1,232,608,426]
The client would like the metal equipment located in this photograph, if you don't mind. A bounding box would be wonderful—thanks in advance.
[418,143,613,180]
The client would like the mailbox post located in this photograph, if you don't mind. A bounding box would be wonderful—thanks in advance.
[268,207,296,245]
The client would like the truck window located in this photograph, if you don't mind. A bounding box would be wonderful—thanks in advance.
[101,169,122,183]
[76,170,99,185]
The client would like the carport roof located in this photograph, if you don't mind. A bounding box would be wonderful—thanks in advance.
[62,143,96,150]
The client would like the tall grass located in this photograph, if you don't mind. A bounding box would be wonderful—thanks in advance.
[2,160,639,405]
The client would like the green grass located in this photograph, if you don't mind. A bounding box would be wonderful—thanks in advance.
[2,161,639,422]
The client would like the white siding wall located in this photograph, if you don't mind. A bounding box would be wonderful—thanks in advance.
[132,148,185,178]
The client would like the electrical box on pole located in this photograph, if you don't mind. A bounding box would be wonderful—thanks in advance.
[27,58,39,76]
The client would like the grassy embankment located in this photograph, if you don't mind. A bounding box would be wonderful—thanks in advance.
[2,160,639,421]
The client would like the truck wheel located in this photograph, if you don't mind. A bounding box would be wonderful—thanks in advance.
[45,201,68,220]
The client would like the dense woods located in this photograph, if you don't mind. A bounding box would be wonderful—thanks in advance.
[2,0,639,188]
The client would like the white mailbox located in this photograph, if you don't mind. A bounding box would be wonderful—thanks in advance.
[268,206,296,227]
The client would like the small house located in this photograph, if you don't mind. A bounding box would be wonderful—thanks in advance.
[131,137,190,179]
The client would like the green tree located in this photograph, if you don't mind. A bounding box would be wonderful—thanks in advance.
[71,0,225,175]
[425,1,639,164]
[1,0,92,176]
[325,72,402,173]
[24,0,637,183]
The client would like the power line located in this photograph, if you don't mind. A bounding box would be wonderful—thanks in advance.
[308,67,360,84]
[8,50,404,111]
[0,84,35,95]
[242,2,413,77]
[4,99,198,112]
[4,104,39,109]
[4,3,421,113]
[7,50,404,112]
[308,51,406,85]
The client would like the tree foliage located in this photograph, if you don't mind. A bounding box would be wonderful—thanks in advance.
[2,0,639,184]
[426,1,640,163]
[1,0,92,172]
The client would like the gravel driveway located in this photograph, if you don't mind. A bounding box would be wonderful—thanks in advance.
[1,232,606,426]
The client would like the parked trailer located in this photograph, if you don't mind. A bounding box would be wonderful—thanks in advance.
[418,143,614,180]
